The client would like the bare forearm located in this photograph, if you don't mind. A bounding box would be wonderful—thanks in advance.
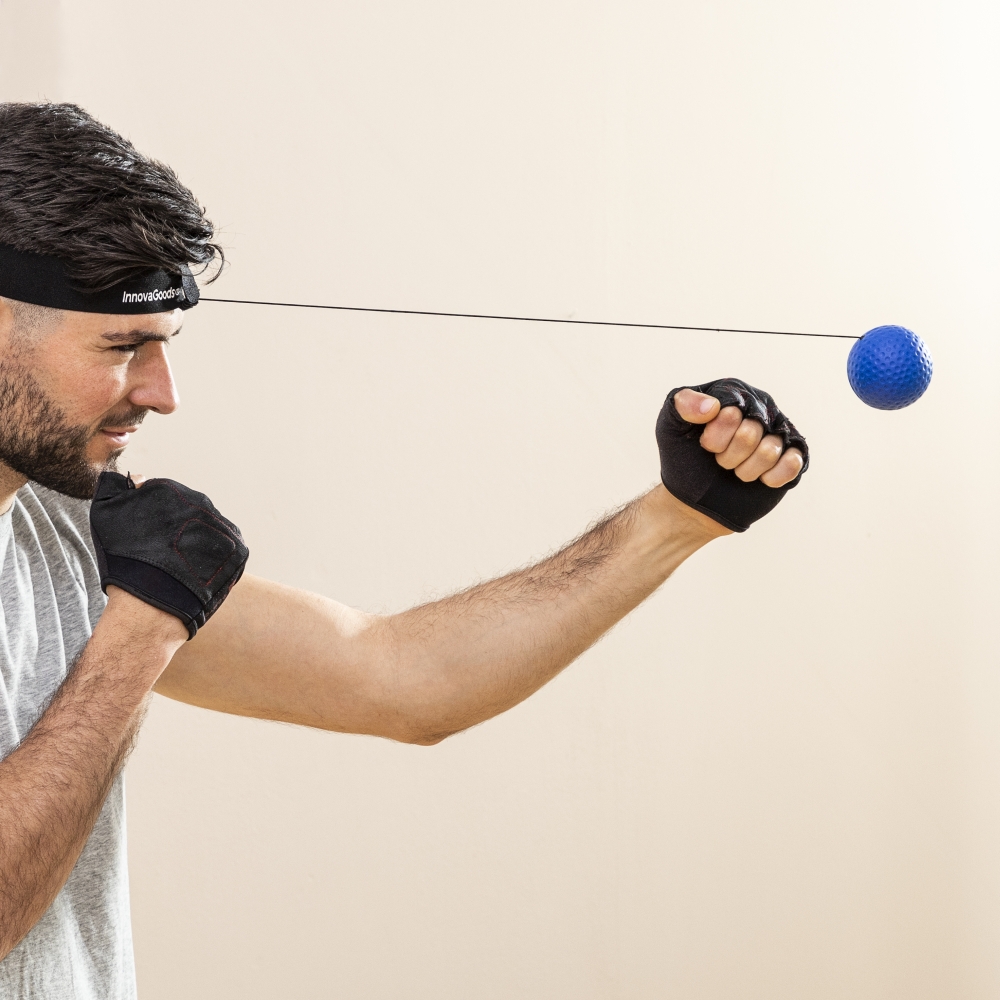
[0,592,185,960]
[156,382,804,743]
[376,485,723,740]
[157,487,725,743]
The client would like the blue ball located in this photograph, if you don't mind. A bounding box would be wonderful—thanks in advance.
[847,325,933,410]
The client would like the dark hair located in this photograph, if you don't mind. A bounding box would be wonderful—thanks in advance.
[0,102,223,293]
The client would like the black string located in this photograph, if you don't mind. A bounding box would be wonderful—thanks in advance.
[200,296,859,340]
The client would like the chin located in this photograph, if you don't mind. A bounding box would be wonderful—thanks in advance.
[87,448,123,472]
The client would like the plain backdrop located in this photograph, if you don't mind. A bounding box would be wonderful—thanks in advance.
[2,1,999,997]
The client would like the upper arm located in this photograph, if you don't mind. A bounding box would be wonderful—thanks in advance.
[155,575,405,738]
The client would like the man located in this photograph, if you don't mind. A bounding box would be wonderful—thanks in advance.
[0,103,806,999]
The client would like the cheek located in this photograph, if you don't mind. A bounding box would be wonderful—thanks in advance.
[49,360,131,425]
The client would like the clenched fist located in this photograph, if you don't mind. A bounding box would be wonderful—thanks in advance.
[656,378,808,532]
[90,472,249,638]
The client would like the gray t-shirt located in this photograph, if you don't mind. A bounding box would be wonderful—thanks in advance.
[0,483,135,1000]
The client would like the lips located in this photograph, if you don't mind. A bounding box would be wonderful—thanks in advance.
[95,408,148,450]
[99,427,137,448]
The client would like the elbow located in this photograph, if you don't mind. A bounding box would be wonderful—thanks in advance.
[396,727,459,747]
[404,734,447,747]
[389,718,465,746]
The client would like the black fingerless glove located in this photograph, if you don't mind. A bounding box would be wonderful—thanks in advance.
[656,377,809,532]
[90,472,249,638]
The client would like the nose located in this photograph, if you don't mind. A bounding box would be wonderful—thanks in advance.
[127,342,180,415]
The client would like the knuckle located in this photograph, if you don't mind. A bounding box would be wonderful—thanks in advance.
[699,428,727,453]
[734,420,762,446]
[761,450,803,488]
[760,437,783,462]
[761,464,788,486]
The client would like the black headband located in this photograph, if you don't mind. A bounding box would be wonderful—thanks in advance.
[0,244,199,314]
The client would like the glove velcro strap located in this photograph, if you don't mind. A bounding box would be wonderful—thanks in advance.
[102,554,205,638]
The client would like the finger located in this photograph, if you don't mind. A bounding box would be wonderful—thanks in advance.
[714,418,763,470]
[734,434,785,482]
[673,388,721,425]
[698,405,743,453]
[759,447,804,488]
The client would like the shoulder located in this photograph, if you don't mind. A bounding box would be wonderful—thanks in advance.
[17,482,95,555]
[14,484,104,615]
[15,483,107,624]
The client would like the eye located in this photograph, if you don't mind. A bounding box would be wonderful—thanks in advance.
[111,343,140,354]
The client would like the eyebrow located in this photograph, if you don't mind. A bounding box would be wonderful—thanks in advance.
[101,327,182,345]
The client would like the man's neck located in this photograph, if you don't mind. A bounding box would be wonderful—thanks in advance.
[0,463,29,515]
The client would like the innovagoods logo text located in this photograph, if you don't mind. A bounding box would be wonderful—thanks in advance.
[122,287,186,304]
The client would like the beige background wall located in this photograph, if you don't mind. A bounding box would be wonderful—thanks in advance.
[2,0,999,996]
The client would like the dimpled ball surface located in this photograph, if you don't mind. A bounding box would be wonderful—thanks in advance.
[847,325,933,409]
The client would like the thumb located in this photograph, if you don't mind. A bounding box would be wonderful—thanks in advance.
[673,388,721,425]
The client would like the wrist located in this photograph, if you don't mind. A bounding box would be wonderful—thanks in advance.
[103,586,189,647]
[645,483,733,546]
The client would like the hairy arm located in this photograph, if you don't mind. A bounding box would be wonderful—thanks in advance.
[157,386,804,744]
[0,590,186,961]
[157,485,726,744]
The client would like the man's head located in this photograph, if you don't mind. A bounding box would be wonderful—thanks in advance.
[0,102,219,499]
[0,301,181,499]
[0,102,221,291]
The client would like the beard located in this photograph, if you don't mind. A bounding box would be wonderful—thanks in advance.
[0,356,147,500]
